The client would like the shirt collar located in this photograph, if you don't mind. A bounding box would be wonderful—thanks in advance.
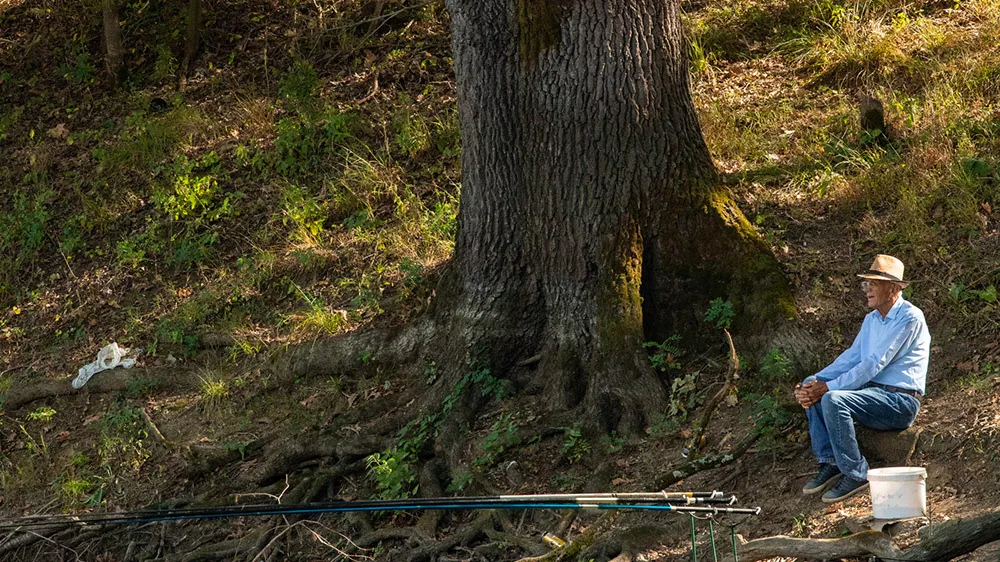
[883,295,906,321]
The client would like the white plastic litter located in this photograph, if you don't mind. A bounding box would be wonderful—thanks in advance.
[72,343,140,389]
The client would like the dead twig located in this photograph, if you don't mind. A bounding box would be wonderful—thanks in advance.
[141,407,172,449]
[687,329,739,459]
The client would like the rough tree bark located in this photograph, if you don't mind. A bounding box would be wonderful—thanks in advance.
[434,0,793,433]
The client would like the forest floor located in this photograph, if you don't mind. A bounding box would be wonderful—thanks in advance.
[2,0,1000,560]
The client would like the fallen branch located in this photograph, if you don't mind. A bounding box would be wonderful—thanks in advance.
[739,508,1000,561]
[687,329,739,459]
[740,530,902,561]
[653,430,761,490]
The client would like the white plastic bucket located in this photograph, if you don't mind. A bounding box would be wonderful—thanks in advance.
[867,467,927,519]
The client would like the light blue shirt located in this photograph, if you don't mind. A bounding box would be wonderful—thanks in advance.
[815,296,930,394]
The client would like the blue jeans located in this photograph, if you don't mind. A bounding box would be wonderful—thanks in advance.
[803,376,920,481]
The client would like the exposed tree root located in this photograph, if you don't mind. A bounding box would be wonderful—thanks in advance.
[582,523,687,562]
[273,320,429,385]
[232,435,383,487]
[402,511,494,562]
[3,367,201,411]
[481,527,549,557]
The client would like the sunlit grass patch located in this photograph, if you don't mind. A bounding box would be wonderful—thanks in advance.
[199,373,230,410]
[97,106,210,180]
[780,8,952,89]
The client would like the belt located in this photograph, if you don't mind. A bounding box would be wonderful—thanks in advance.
[866,381,922,400]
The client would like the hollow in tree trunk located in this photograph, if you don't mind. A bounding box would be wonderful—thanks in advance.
[433,0,794,433]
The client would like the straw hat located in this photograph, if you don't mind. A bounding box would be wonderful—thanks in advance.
[857,254,910,287]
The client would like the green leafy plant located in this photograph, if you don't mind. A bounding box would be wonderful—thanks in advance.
[365,450,418,499]
[394,111,430,157]
[26,406,56,422]
[760,346,791,383]
[646,414,681,441]
[19,425,48,457]
[603,430,626,454]
[282,184,327,243]
[152,44,178,82]
[446,470,474,493]
[278,60,319,108]
[644,335,683,372]
[56,477,96,505]
[560,423,591,464]
[273,109,351,175]
[949,282,998,305]
[743,390,795,451]
[668,372,701,419]
[57,50,95,84]
[705,298,734,329]
[474,413,521,469]
[222,441,253,461]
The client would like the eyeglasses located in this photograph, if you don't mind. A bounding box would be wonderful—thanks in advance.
[861,280,896,291]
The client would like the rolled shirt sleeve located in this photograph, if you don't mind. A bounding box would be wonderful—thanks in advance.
[815,321,864,382]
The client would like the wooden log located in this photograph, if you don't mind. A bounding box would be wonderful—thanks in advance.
[741,530,903,561]
[740,509,1000,561]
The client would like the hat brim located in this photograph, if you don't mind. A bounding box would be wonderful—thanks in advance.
[857,273,911,287]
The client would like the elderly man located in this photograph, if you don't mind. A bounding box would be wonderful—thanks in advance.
[796,255,931,503]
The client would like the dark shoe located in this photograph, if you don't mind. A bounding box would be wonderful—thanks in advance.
[822,476,869,503]
[803,464,841,494]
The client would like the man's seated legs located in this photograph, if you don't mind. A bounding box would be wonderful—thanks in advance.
[801,376,840,494]
[802,377,920,500]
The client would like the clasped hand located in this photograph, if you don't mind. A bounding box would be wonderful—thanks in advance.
[793,380,828,409]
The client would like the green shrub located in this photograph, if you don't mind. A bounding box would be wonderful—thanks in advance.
[282,184,327,243]
[278,60,319,108]
[474,413,520,469]
[760,346,792,383]
[99,404,150,472]
[274,109,351,175]
[152,44,178,82]
[365,450,418,499]
[58,50,95,85]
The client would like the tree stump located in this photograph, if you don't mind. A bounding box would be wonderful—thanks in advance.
[857,425,923,466]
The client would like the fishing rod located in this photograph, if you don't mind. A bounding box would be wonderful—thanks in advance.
[0,494,759,531]
[0,491,737,527]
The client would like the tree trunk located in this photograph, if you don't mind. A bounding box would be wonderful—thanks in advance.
[102,0,124,87]
[437,0,792,432]
[180,0,202,85]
